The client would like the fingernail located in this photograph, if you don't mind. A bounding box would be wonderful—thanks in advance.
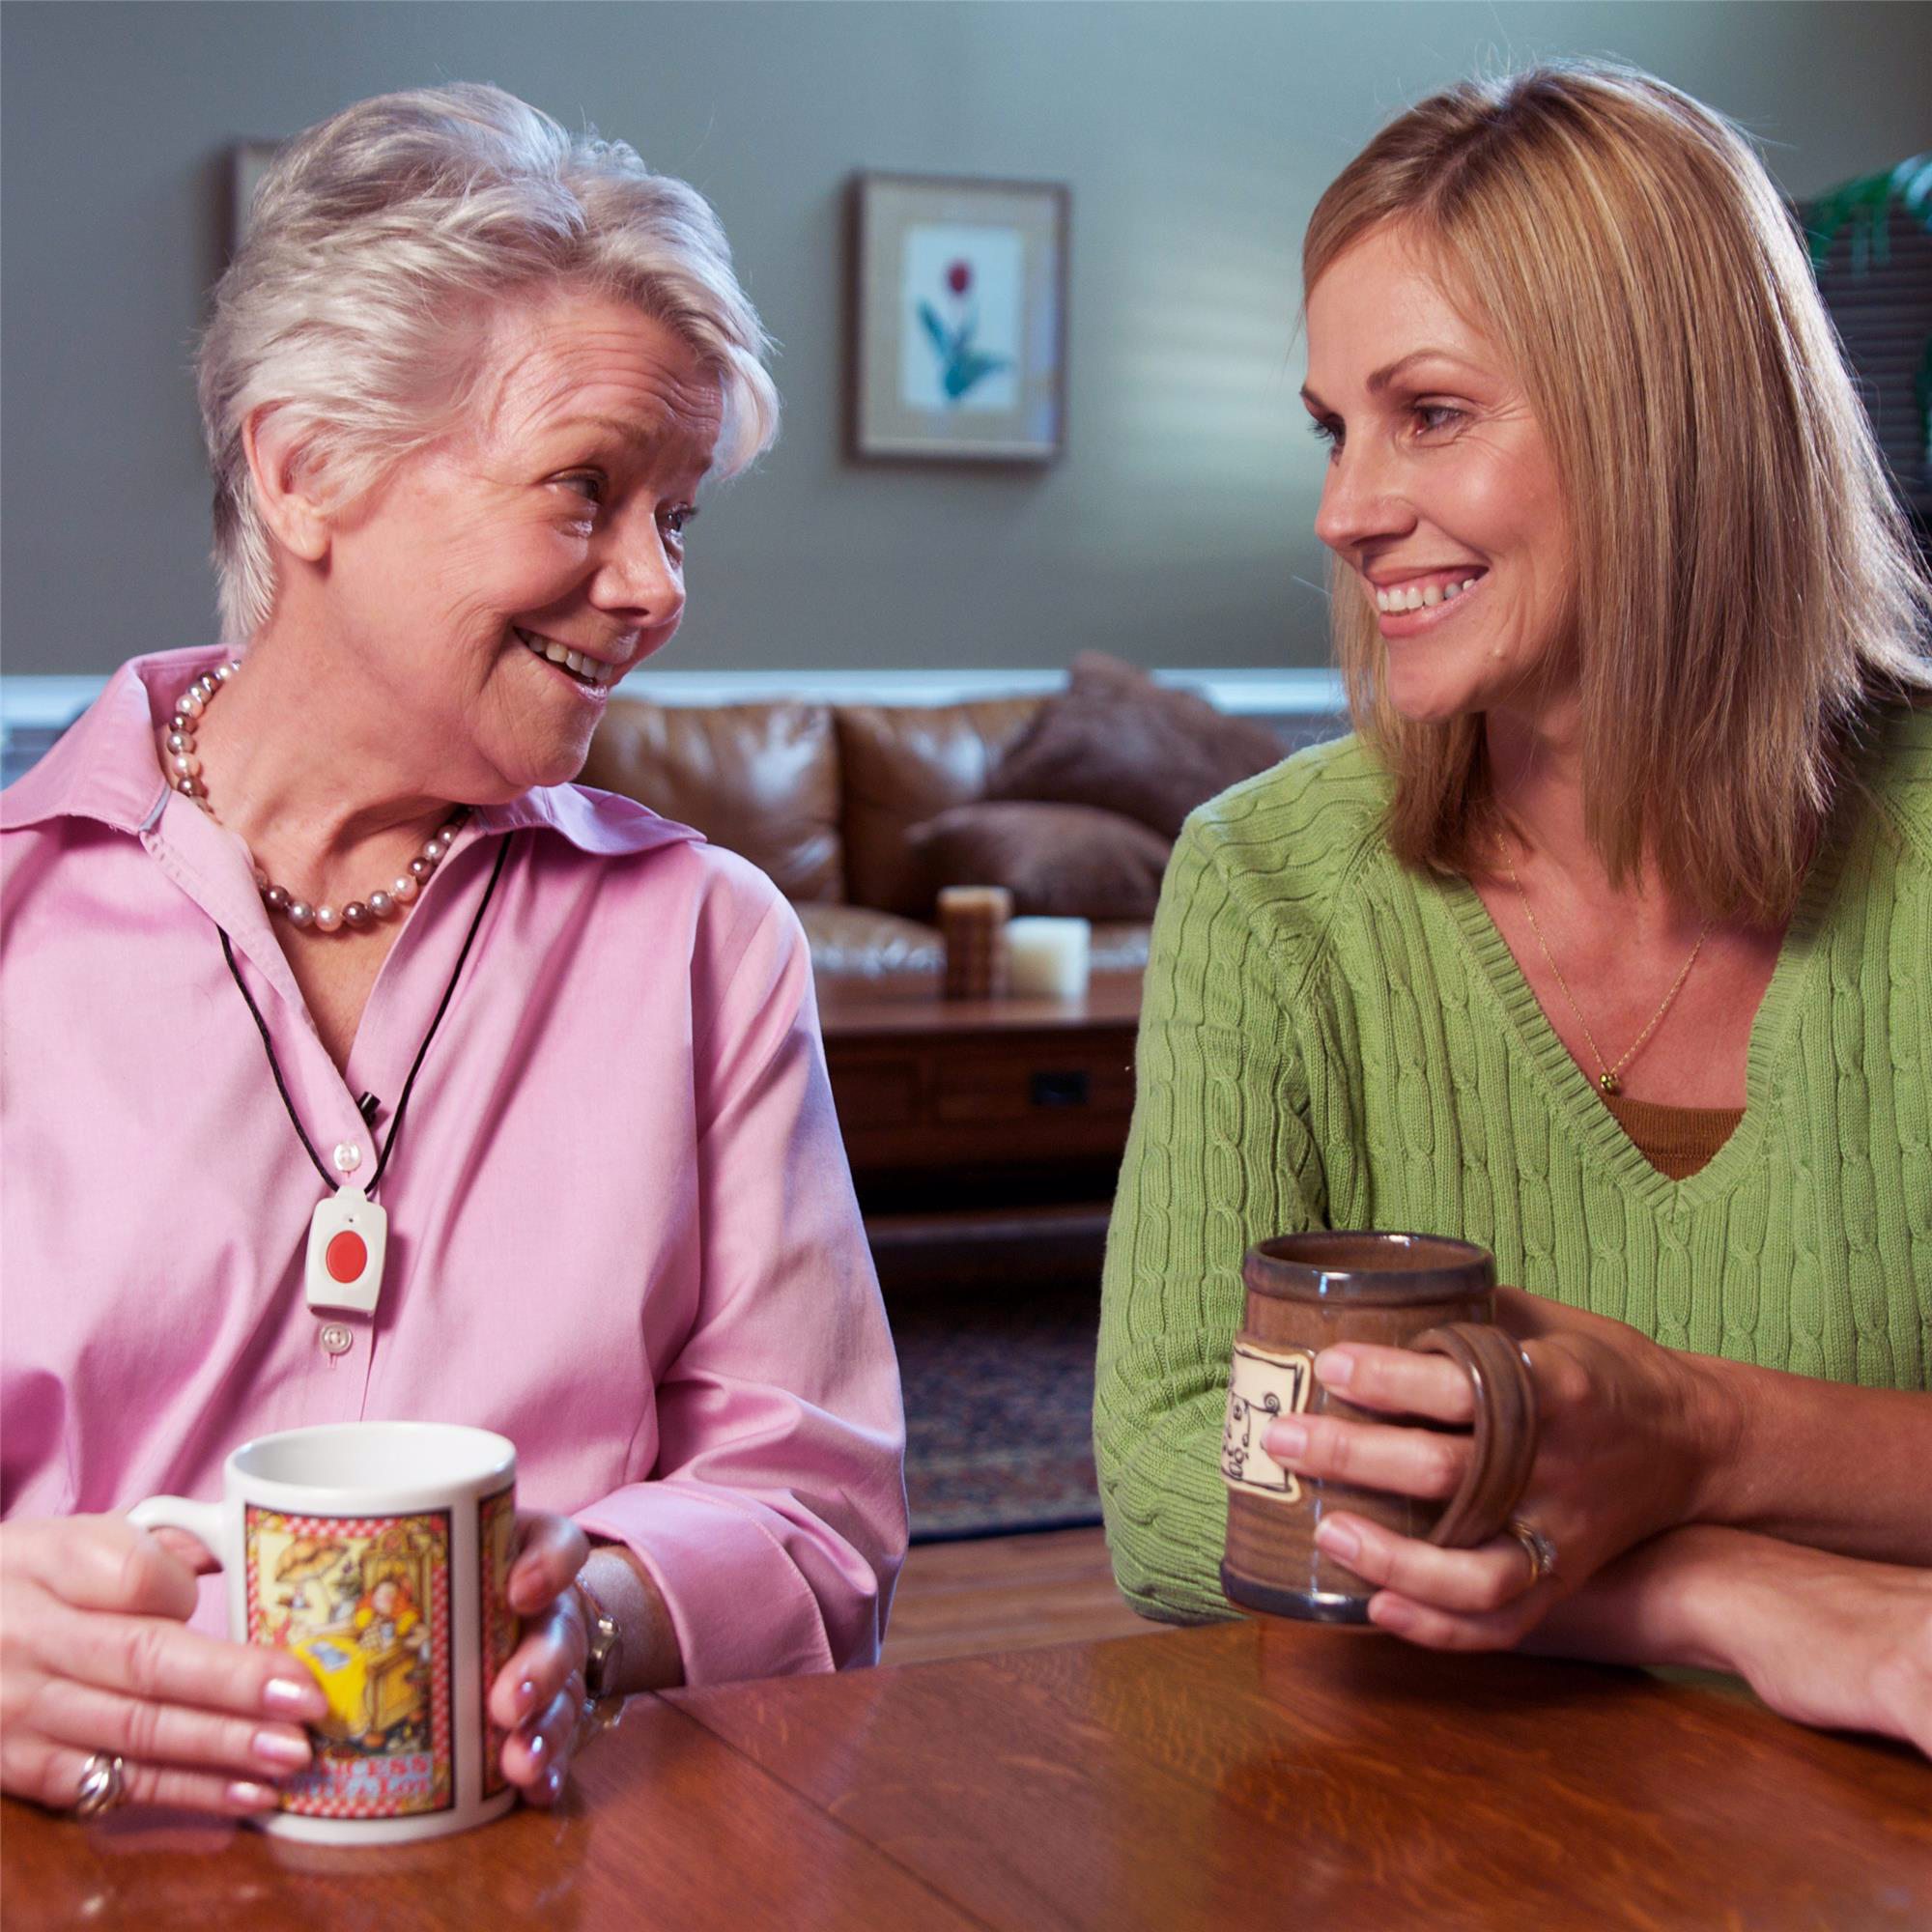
[525,1728,548,1760]
[1316,1348,1354,1389]
[252,1728,312,1771]
[227,1780,280,1811]
[1371,1597,1416,1634]
[519,1676,538,1716]
[261,1676,327,1719]
[545,1765,563,1802]
[1315,1518,1360,1562]
[1267,1421,1308,1461]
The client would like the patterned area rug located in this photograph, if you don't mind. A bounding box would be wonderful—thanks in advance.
[895,1283,1106,1543]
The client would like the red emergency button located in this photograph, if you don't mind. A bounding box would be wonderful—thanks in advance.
[326,1230,369,1284]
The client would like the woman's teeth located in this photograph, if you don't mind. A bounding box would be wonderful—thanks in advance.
[517,629,620,687]
[1375,576,1481,613]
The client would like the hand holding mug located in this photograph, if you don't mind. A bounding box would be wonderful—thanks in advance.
[1275,1288,1716,1647]
[0,1513,328,1818]
[1222,1232,1540,1623]
[487,1510,590,1809]
[129,1421,526,1842]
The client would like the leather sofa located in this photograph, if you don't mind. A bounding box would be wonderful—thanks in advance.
[579,694,1156,979]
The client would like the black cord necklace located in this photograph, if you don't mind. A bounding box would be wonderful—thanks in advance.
[220,833,510,1317]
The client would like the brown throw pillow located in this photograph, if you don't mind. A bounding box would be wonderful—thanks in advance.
[905,801,1173,921]
[987,652,1284,838]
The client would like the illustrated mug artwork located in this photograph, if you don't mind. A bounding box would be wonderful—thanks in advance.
[478,1484,519,1800]
[851,172,1067,461]
[248,1508,453,1818]
[1220,1342,1315,1501]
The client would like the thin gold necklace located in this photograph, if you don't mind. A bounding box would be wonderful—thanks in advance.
[1495,835,1712,1097]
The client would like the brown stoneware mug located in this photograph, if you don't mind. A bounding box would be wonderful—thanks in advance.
[1220,1231,1537,1625]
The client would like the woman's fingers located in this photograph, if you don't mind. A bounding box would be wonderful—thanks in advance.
[1314,1511,1539,1615]
[35,1677,312,1781]
[490,1586,587,1733]
[55,1606,328,1725]
[16,1520,202,1621]
[1266,1412,1471,1500]
[1366,1586,1557,1651]
[7,1737,281,1818]
[1314,1345,1479,1423]
[507,1512,590,1620]
[500,1677,582,1805]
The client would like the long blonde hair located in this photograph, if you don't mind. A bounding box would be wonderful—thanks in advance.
[1304,62,1932,923]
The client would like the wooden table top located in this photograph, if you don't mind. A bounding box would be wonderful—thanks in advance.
[817,968,1144,1040]
[8,1619,1927,1930]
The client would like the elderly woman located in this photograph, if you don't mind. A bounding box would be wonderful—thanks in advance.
[0,84,906,1818]
[1098,63,1931,1751]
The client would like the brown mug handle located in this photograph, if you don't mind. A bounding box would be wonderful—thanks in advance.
[1408,1322,1539,1548]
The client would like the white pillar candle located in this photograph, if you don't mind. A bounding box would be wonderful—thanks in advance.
[1006,917,1091,998]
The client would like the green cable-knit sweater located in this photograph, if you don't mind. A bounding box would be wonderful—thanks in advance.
[1095,706,1932,1625]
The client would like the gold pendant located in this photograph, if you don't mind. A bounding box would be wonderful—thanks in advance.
[1599,1071,1620,1096]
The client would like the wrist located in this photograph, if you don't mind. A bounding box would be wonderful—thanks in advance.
[1668,1349,1749,1530]
[573,1563,624,1702]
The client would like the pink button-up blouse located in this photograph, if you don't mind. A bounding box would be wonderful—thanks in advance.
[1,648,907,1681]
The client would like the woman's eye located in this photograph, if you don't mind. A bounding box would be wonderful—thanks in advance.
[558,473,605,504]
[1413,403,1464,435]
[662,503,697,540]
[1307,418,1343,460]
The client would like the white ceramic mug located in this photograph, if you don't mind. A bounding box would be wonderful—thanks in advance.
[130,1420,520,1843]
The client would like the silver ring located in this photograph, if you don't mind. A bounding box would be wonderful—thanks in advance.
[72,1750,128,1819]
[1507,1517,1559,1587]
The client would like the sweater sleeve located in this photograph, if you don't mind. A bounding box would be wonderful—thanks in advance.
[1094,812,1330,1623]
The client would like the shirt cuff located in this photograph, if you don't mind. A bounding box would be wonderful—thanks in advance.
[574,1482,843,1686]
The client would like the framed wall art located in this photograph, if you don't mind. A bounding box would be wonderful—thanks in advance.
[848,172,1068,463]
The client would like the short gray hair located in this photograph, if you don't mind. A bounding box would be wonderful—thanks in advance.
[198,83,780,639]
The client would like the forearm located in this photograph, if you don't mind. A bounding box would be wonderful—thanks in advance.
[1520,1525,1755,1674]
[1678,1352,1932,1563]
[1522,1523,1932,1759]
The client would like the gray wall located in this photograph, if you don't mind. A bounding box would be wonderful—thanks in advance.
[5,1,1928,677]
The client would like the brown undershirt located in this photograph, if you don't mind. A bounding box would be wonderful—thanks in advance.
[1601,1094,1746,1180]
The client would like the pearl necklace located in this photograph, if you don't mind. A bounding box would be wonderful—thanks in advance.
[166,661,468,937]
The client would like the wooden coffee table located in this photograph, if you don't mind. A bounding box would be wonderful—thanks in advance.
[12,1621,1926,1928]
[816,970,1143,1286]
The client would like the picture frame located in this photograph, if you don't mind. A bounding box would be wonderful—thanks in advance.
[848,172,1068,464]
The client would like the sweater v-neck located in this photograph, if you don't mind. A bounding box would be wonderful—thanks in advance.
[1429,809,1855,1215]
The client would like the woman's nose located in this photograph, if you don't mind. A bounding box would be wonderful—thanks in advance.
[592,512,685,625]
[1313,441,1411,556]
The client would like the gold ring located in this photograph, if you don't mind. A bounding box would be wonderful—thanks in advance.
[72,1750,128,1819]
[1507,1517,1559,1587]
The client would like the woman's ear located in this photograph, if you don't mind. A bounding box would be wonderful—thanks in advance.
[242,407,331,562]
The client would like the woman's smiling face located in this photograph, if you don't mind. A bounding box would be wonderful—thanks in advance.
[1302,222,1575,725]
[313,292,722,795]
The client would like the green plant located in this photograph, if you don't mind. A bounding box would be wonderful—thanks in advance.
[1804,154,1932,472]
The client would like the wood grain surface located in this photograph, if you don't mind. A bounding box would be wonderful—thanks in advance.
[677,1621,1932,1932]
[0,1695,974,1932]
[6,1620,1927,1931]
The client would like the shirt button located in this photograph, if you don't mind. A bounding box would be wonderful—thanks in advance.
[332,1143,363,1174]
[319,1321,354,1356]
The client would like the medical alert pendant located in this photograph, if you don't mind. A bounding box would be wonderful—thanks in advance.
[304,1184,387,1317]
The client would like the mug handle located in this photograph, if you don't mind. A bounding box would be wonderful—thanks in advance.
[1407,1323,1539,1548]
[128,1496,228,1569]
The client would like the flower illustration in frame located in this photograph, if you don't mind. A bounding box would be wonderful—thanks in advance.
[851,173,1067,462]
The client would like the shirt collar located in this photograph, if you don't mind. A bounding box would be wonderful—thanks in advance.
[2,645,704,861]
